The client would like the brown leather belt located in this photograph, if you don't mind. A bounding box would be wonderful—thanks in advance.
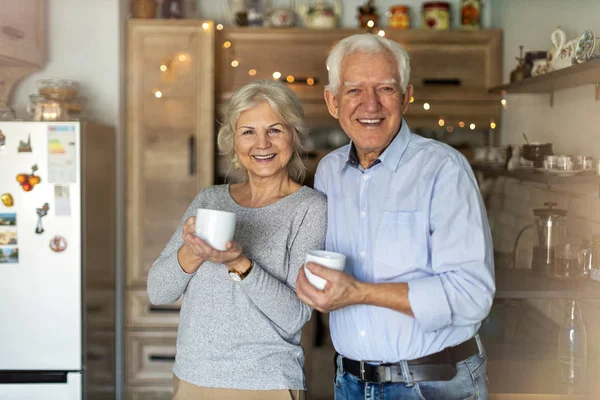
[337,336,480,383]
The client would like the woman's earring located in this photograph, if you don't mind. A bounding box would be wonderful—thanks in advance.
[232,153,239,169]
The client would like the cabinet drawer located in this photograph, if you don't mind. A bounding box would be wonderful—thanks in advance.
[87,331,115,386]
[127,330,177,385]
[0,0,45,66]
[87,289,115,329]
[127,385,174,400]
[128,289,181,329]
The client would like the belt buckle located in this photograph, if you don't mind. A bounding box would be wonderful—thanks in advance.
[359,359,382,382]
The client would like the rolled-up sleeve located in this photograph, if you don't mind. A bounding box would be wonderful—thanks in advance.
[408,164,495,332]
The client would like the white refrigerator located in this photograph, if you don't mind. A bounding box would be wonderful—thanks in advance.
[0,121,116,400]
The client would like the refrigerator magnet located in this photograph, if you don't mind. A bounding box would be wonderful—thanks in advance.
[1,193,13,207]
[54,185,71,216]
[35,202,49,234]
[0,129,5,152]
[16,164,42,192]
[17,134,32,152]
[49,235,67,252]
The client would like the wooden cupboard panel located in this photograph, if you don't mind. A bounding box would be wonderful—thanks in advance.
[127,20,214,287]
[128,289,181,329]
[127,386,173,400]
[87,289,115,330]
[0,0,45,66]
[126,331,177,385]
[87,331,115,386]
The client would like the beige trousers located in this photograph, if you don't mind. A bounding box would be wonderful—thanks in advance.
[172,375,308,400]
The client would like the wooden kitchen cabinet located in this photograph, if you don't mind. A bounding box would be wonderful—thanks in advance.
[215,28,502,127]
[0,0,46,103]
[126,19,214,397]
[127,20,215,287]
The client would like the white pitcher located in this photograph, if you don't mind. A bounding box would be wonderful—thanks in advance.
[548,27,575,70]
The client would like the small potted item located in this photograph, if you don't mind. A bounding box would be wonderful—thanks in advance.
[297,0,342,29]
[357,0,378,29]
[510,45,531,82]
[132,0,157,18]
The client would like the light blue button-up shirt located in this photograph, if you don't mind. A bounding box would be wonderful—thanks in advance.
[314,120,495,362]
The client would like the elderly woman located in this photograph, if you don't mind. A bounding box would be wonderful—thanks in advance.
[147,79,326,400]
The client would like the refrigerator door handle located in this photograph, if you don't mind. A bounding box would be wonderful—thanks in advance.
[189,135,196,176]
[0,371,68,384]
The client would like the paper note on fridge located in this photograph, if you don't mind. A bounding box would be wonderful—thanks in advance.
[48,125,77,183]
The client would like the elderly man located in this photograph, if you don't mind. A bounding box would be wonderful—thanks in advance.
[296,33,495,400]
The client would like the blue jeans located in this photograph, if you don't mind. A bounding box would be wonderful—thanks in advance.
[334,346,488,400]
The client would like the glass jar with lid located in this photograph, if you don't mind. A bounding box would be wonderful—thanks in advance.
[422,1,450,30]
[388,5,410,29]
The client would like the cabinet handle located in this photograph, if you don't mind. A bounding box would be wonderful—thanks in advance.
[189,135,196,176]
[422,78,461,87]
[149,306,181,313]
[1,26,25,40]
[149,354,176,362]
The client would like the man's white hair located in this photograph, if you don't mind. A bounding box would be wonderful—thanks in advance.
[325,33,411,94]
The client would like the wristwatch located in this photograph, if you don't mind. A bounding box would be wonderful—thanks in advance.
[228,259,254,282]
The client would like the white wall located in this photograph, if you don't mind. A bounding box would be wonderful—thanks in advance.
[491,0,600,157]
[11,0,121,127]
[196,0,492,30]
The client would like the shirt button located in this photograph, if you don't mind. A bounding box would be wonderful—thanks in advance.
[363,174,370,180]
[360,251,366,257]
[360,211,366,217]
[360,330,366,337]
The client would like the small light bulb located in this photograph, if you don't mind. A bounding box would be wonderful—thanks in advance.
[377,30,385,37]
[154,90,163,98]
[490,122,497,129]
[202,22,209,30]
[223,41,232,49]
[423,103,430,110]
[286,75,295,83]
[470,123,476,130]
[272,71,282,80]
[410,96,414,103]
[447,126,454,133]
[367,20,375,28]
[307,78,315,86]
[178,54,186,62]
[459,121,465,128]
[231,60,239,67]
[248,69,257,76]
[438,118,445,127]
[216,24,224,30]
[501,99,507,106]
[160,64,167,72]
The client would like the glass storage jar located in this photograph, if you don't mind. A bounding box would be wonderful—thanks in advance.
[388,5,410,29]
[422,1,450,30]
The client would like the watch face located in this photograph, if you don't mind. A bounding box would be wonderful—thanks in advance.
[229,271,242,282]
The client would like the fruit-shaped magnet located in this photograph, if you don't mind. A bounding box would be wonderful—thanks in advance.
[1,193,13,207]
[16,164,42,192]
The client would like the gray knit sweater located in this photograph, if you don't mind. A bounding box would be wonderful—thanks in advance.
[147,184,327,390]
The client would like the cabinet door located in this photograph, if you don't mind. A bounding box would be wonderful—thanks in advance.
[127,21,214,286]
[126,331,177,385]
[0,0,45,66]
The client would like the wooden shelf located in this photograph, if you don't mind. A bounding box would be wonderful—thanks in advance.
[488,359,600,399]
[473,164,600,186]
[495,268,600,299]
[488,58,600,95]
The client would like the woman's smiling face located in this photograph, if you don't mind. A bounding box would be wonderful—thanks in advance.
[234,101,294,181]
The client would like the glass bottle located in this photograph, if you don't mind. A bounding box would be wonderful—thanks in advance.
[557,300,587,384]
[591,234,600,282]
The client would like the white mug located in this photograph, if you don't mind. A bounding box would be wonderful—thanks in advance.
[194,209,236,251]
[304,250,346,290]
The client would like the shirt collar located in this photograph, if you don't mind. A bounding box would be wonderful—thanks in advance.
[340,119,411,173]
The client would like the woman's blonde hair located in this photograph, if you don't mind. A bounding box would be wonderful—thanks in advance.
[217,79,308,183]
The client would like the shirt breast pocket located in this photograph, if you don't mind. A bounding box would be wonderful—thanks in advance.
[374,211,428,281]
